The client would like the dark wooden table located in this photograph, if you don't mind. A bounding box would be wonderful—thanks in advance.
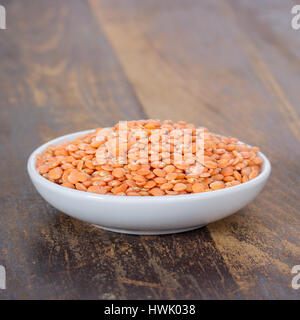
[0,0,299,300]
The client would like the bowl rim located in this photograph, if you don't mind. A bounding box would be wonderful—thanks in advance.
[27,129,271,202]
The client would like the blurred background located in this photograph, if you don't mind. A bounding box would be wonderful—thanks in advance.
[0,0,299,300]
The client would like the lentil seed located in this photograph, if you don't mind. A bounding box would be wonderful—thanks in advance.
[36,120,263,196]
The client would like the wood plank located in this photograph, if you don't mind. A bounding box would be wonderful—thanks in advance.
[0,0,148,299]
[0,0,242,299]
[91,0,300,299]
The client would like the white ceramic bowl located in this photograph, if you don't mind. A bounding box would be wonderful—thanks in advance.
[27,130,271,235]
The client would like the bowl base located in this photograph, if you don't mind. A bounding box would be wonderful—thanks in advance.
[92,224,205,235]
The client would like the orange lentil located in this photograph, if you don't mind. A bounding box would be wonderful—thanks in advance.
[61,182,75,189]
[83,180,93,187]
[112,167,125,178]
[210,181,225,190]
[85,160,95,169]
[48,160,61,168]
[164,165,175,173]
[218,158,229,168]
[186,183,193,193]
[212,174,224,181]
[66,144,78,152]
[67,170,80,184]
[127,191,140,196]
[77,172,88,182]
[36,120,263,196]
[249,171,258,180]
[136,168,151,176]
[205,160,218,169]
[127,163,140,171]
[109,180,122,187]
[144,180,157,189]
[242,175,249,183]
[145,172,155,179]
[226,144,236,151]
[200,172,211,178]
[176,173,186,179]
[223,176,234,182]
[154,177,167,184]
[211,168,221,175]
[77,160,84,171]
[75,183,87,192]
[233,170,242,182]
[61,163,74,170]
[48,167,63,180]
[139,191,150,196]
[132,174,146,182]
[173,183,187,192]
[92,180,106,186]
[165,172,178,181]
[135,181,147,187]
[241,152,250,159]
[253,157,263,165]
[160,183,174,191]
[153,168,166,177]
[192,182,205,193]
[38,164,50,174]
[125,179,137,188]
[165,190,179,195]
[112,183,127,194]
[87,185,107,194]
[83,168,93,175]
[221,167,234,176]
[149,188,165,196]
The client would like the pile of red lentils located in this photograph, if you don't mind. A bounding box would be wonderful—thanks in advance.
[36,120,263,196]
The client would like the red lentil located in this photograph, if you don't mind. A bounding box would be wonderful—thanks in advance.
[36,120,263,196]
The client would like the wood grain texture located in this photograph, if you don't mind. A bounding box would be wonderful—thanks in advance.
[0,0,299,299]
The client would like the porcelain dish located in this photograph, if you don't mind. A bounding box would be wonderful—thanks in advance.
[27,130,271,235]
